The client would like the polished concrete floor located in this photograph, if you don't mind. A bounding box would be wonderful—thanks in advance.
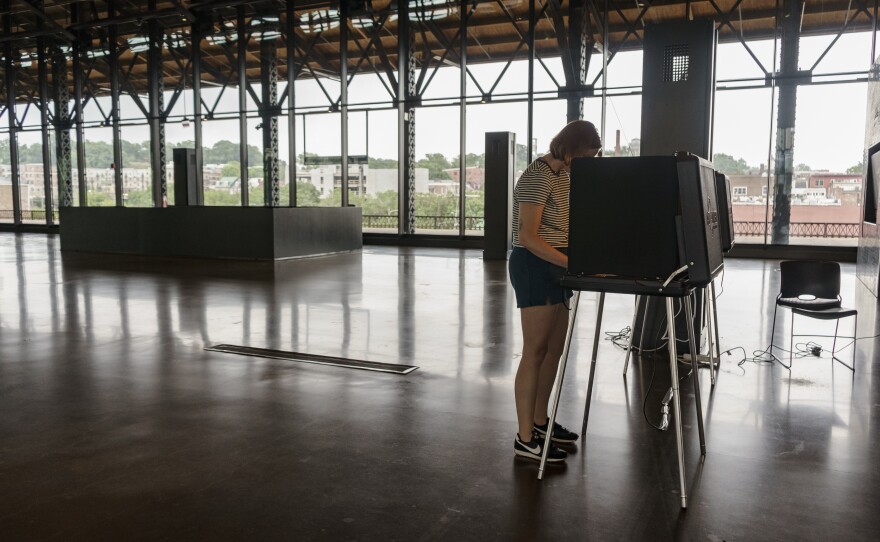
[1,233,878,541]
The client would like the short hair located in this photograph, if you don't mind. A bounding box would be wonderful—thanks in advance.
[549,120,602,160]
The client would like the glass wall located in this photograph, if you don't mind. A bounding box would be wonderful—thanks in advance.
[413,104,460,235]
[200,118,244,206]
[0,1,871,257]
[465,102,528,235]
[787,82,867,247]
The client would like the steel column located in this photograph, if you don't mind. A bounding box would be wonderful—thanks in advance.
[192,20,204,195]
[527,0,535,163]
[340,1,349,207]
[771,0,802,244]
[71,3,87,206]
[566,0,590,122]
[238,6,249,204]
[398,0,415,235]
[286,3,297,207]
[4,21,22,225]
[260,35,280,206]
[459,0,467,236]
[148,1,166,207]
[37,38,54,224]
[52,47,73,209]
[108,0,123,206]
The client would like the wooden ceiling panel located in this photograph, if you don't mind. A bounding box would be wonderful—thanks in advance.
[0,0,874,100]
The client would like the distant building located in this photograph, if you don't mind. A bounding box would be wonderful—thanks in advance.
[213,177,240,193]
[297,165,428,196]
[443,167,484,190]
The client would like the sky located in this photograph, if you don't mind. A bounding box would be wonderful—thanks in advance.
[2,30,874,173]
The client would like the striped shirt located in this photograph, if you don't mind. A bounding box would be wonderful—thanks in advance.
[512,158,569,248]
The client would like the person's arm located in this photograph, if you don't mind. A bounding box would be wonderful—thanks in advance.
[518,203,568,268]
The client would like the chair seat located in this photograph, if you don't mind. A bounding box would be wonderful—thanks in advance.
[778,296,841,310]
[791,306,858,320]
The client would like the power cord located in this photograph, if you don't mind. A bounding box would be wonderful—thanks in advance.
[637,298,696,432]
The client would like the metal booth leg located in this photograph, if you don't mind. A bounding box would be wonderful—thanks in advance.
[665,297,689,509]
[639,297,651,354]
[623,295,641,376]
[704,286,717,387]
[710,281,721,367]
[684,297,707,456]
[538,291,582,480]
[581,292,606,437]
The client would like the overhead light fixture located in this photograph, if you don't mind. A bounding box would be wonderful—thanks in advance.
[207,21,237,45]
[87,48,109,59]
[251,15,281,41]
[129,40,150,53]
[253,30,281,41]
[18,50,36,67]
[300,9,340,34]
[409,0,454,22]
[166,32,186,49]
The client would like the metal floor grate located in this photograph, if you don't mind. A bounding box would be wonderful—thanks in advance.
[204,344,418,375]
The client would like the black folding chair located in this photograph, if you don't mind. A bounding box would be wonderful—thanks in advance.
[769,261,857,373]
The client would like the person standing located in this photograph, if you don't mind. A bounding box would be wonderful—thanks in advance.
[508,120,602,463]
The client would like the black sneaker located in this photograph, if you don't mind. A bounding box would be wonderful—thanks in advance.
[514,434,567,463]
[533,419,579,444]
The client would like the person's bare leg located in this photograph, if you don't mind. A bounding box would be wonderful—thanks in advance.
[533,303,570,424]
[515,304,558,441]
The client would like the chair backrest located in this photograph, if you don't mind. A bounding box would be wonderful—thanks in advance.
[779,260,841,299]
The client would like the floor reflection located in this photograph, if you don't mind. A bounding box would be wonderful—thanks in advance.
[0,234,878,540]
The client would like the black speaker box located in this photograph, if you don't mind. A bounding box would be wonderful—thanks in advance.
[173,148,202,206]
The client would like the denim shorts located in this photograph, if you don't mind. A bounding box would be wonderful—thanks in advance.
[508,247,573,308]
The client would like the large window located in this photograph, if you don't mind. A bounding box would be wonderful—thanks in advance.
[786,82,867,247]
[713,88,775,244]
[413,104,460,235]
[354,109,399,233]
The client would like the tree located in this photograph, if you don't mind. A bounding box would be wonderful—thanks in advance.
[203,190,240,206]
[296,181,321,206]
[451,153,485,169]
[712,153,751,175]
[221,161,241,177]
[368,156,398,169]
[125,190,153,207]
[84,141,114,169]
[795,162,812,172]
[416,153,453,180]
[847,159,866,175]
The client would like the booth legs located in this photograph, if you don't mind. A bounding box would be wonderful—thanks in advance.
[581,292,606,438]
[623,295,640,376]
[684,299,707,457]
[704,287,716,386]
[666,298,689,509]
[710,280,721,381]
[538,291,583,480]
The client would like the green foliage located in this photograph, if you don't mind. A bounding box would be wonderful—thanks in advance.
[452,153,485,169]
[712,153,751,175]
[203,190,241,206]
[221,161,241,177]
[416,153,453,180]
[292,181,321,206]
[86,192,115,207]
[795,163,812,172]
[368,157,398,169]
[248,166,263,179]
[125,190,153,207]
[847,159,866,175]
